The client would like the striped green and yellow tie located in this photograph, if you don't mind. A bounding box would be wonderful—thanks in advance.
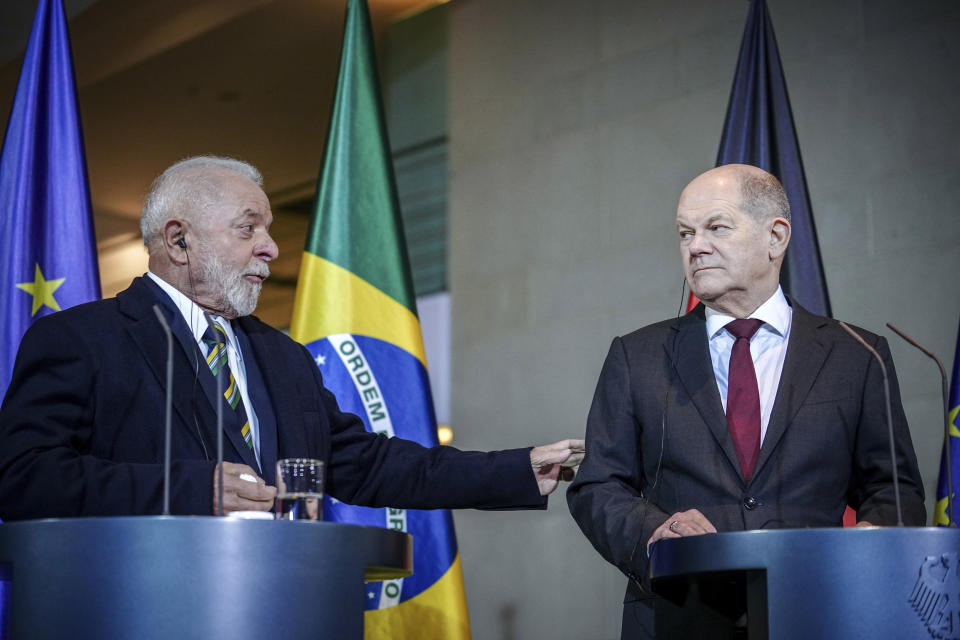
[202,320,253,450]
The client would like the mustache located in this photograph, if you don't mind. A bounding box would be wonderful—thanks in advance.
[246,264,270,280]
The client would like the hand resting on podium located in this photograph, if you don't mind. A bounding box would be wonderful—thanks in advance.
[646,508,879,551]
[212,461,277,515]
[647,508,718,552]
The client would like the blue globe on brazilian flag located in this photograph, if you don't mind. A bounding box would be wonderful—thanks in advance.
[289,0,470,636]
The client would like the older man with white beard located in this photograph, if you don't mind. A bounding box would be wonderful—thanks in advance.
[0,155,582,519]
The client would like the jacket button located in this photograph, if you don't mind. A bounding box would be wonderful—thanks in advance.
[743,497,759,510]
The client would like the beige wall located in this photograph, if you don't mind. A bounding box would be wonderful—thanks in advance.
[447,1,960,637]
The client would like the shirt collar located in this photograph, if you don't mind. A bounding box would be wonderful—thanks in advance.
[146,271,236,347]
[705,286,791,340]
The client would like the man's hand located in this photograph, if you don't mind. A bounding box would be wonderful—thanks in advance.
[530,439,586,496]
[647,508,717,552]
[213,461,277,515]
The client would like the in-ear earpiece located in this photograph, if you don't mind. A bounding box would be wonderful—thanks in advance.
[177,237,187,249]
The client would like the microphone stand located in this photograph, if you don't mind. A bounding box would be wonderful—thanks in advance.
[886,322,955,527]
[152,305,174,516]
[838,322,904,526]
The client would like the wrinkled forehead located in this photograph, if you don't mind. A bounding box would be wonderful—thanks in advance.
[204,168,264,199]
[191,170,269,217]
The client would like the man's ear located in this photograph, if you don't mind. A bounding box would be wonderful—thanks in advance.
[768,217,790,261]
[161,219,188,265]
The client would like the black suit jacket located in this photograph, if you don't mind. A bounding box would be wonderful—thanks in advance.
[567,301,925,605]
[0,277,544,519]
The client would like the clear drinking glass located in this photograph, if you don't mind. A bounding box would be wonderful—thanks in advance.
[275,458,324,521]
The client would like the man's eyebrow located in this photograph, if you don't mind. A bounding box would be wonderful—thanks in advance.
[677,212,731,229]
[703,213,729,226]
[235,209,263,222]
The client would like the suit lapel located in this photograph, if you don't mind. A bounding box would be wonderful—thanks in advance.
[669,307,744,481]
[234,319,278,483]
[119,277,216,455]
[753,300,831,480]
[120,277,260,470]
[237,317,305,478]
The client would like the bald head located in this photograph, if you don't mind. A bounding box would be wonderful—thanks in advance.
[676,164,791,317]
[682,164,790,223]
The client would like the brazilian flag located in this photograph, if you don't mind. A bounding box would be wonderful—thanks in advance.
[289,0,469,637]
[934,318,960,527]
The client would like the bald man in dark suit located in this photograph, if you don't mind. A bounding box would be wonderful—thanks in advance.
[567,164,925,639]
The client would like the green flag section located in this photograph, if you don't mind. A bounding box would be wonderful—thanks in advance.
[300,0,415,317]
[934,317,960,527]
[289,1,470,637]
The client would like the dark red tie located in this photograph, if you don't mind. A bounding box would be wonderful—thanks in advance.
[725,318,764,482]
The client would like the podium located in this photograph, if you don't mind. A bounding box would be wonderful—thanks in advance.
[0,517,412,640]
[649,527,960,640]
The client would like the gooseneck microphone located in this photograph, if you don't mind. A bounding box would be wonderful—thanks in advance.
[838,321,904,526]
[152,304,175,516]
[886,322,955,527]
[204,311,226,517]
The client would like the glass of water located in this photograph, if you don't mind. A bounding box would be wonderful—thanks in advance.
[275,458,324,521]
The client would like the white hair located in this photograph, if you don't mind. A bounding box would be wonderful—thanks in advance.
[140,155,263,248]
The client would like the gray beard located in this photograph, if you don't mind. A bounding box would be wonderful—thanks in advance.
[195,249,266,317]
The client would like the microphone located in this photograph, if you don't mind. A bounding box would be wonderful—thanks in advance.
[152,304,174,516]
[676,276,688,318]
[886,322,955,527]
[837,321,903,526]
[203,312,225,517]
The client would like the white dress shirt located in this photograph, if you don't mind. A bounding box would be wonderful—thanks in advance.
[147,271,261,467]
[704,286,793,444]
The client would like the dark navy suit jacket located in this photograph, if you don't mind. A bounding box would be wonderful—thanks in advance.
[0,277,544,518]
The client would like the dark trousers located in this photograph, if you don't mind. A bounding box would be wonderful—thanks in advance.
[622,595,748,639]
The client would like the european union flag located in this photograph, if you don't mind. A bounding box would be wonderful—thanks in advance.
[0,0,101,399]
[0,0,100,632]
[935,318,960,526]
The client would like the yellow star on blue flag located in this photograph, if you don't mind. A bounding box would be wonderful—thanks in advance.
[15,263,65,316]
